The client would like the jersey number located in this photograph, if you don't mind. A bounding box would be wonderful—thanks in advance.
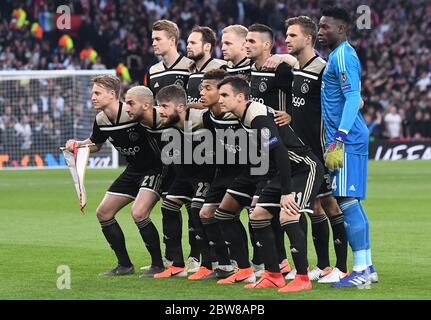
[142,175,156,188]
[196,182,211,197]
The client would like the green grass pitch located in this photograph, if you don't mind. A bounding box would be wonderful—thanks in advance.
[1,160,430,300]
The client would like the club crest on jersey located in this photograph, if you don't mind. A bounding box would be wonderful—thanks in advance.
[301,83,309,93]
[341,72,347,83]
[175,79,184,87]
[129,131,140,142]
[259,81,267,92]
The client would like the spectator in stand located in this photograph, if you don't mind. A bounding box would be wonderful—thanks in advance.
[384,105,403,139]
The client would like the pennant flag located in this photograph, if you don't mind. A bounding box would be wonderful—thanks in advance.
[116,63,131,82]
[59,34,74,52]
[31,22,43,39]
[61,145,92,213]
[80,48,98,64]
[10,8,28,29]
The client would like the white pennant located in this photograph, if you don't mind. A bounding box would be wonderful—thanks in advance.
[61,145,92,213]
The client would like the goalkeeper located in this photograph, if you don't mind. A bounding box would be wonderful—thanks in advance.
[318,7,377,287]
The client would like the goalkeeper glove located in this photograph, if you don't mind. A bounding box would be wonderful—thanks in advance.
[324,130,347,171]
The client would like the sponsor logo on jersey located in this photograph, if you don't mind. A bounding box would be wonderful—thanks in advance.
[115,146,141,156]
[154,82,160,88]
[250,95,265,104]
[292,95,306,107]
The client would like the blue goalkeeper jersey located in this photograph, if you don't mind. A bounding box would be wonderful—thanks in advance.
[321,40,368,155]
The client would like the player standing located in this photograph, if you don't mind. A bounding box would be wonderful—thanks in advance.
[318,7,377,287]
[186,26,226,105]
[246,23,296,275]
[146,20,192,95]
[284,16,349,283]
[147,19,200,272]
[220,25,253,78]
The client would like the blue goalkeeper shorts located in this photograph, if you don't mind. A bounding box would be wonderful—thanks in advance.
[330,152,367,200]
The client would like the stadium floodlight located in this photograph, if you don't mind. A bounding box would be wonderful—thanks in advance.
[0,70,119,170]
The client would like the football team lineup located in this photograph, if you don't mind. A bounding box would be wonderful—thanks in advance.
[61,11,377,292]
[1,2,430,305]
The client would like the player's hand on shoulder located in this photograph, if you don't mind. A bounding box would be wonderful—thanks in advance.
[263,54,297,70]
[274,111,291,126]
[262,55,282,70]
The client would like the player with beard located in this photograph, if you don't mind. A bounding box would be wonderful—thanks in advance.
[186,26,226,107]
[151,85,218,279]
[283,16,350,283]
[146,19,199,271]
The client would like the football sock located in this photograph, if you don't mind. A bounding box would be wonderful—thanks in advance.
[282,220,308,275]
[100,218,132,267]
[338,198,367,271]
[358,202,373,267]
[310,214,330,269]
[328,214,348,273]
[185,201,200,260]
[216,208,250,268]
[299,212,308,252]
[272,215,287,263]
[190,201,211,269]
[136,217,163,268]
[248,207,263,265]
[250,218,280,273]
[203,217,231,266]
[161,199,184,267]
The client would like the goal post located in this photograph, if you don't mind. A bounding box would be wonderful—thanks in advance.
[0,70,119,170]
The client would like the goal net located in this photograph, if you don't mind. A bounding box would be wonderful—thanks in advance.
[0,70,119,169]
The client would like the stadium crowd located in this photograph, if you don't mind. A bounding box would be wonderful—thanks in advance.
[0,0,430,155]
